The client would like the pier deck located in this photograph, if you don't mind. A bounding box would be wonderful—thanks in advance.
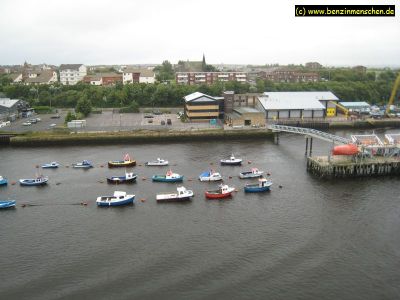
[307,156,400,178]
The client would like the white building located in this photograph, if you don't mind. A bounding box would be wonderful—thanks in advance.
[257,91,339,120]
[59,64,87,85]
[122,68,155,84]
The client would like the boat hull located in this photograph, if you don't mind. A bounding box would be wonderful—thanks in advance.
[205,191,233,199]
[96,196,135,207]
[199,177,222,182]
[220,161,242,166]
[72,165,93,169]
[108,161,136,168]
[145,162,169,166]
[156,196,191,203]
[239,173,263,179]
[106,175,137,184]
[0,179,7,186]
[0,200,16,208]
[244,186,271,193]
[19,178,48,186]
[152,176,184,182]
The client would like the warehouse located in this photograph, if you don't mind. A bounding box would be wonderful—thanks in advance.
[339,101,371,114]
[257,91,340,120]
[225,107,266,127]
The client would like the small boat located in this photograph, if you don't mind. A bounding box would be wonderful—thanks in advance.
[244,178,273,193]
[156,186,194,202]
[0,200,16,209]
[42,162,60,169]
[72,160,93,169]
[107,172,137,184]
[108,154,136,168]
[145,158,169,166]
[239,168,264,179]
[220,154,242,166]
[0,176,7,186]
[152,170,184,182]
[96,191,135,207]
[19,175,48,186]
[199,170,223,182]
[205,184,235,199]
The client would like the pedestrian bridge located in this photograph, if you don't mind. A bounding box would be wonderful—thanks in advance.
[267,124,350,145]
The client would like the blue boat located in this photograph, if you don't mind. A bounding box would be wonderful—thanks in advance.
[152,170,184,182]
[42,162,60,169]
[19,175,49,186]
[244,178,272,193]
[0,200,16,209]
[107,172,137,184]
[0,176,7,186]
[96,191,135,207]
[72,160,93,169]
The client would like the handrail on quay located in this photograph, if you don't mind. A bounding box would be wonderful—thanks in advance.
[267,124,351,145]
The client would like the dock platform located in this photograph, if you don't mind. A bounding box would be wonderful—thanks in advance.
[307,156,400,178]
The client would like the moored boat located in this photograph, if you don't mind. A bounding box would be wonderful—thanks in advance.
[0,200,16,209]
[19,175,48,186]
[42,162,60,169]
[244,178,272,193]
[220,154,242,166]
[0,176,7,186]
[108,154,136,168]
[145,158,169,166]
[199,170,223,182]
[156,186,194,202]
[96,191,135,207]
[72,160,93,168]
[107,172,137,184]
[205,184,235,199]
[152,170,184,182]
[239,168,264,179]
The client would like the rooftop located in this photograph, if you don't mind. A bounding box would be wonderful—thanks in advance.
[340,101,371,107]
[234,107,262,114]
[59,64,84,71]
[258,91,337,110]
[0,98,20,108]
[184,92,219,103]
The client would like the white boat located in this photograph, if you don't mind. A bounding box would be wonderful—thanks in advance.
[220,154,242,166]
[19,175,49,186]
[156,186,194,202]
[96,191,135,206]
[145,158,169,166]
[72,160,93,168]
[42,162,60,169]
[199,170,223,181]
[239,168,264,179]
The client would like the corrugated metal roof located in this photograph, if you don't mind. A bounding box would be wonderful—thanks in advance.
[0,98,19,108]
[258,91,337,110]
[184,92,219,103]
[340,101,370,107]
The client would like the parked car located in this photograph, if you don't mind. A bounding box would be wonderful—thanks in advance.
[161,120,165,125]
[22,122,32,126]
[29,118,37,124]
[51,114,60,119]
[35,118,41,122]
[153,110,163,115]
[144,114,154,118]
[167,119,172,125]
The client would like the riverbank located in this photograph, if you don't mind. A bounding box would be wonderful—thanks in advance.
[7,128,274,147]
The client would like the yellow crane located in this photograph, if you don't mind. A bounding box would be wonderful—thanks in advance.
[385,73,400,116]
[328,101,351,117]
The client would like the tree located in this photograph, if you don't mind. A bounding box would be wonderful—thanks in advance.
[154,60,175,82]
[75,96,92,116]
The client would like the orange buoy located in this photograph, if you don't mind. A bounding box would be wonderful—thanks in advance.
[234,189,238,192]
[11,181,16,185]
[142,177,146,180]
[248,161,252,164]
[140,198,146,202]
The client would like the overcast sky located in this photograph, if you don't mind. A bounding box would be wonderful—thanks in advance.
[0,0,398,67]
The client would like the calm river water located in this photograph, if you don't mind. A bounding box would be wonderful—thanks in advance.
[1,129,400,300]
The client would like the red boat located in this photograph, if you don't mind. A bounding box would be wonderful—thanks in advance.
[332,144,359,155]
[205,184,235,199]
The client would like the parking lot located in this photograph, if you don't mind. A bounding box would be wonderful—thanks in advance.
[2,110,221,133]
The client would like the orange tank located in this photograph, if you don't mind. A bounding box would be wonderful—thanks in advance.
[332,144,359,155]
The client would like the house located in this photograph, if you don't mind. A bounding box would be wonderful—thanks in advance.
[59,64,87,85]
[83,73,122,86]
[24,70,58,85]
[257,91,340,120]
[184,92,223,121]
[122,68,155,84]
[8,73,23,83]
[258,68,319,83]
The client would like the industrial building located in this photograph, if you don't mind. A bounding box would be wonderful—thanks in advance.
[183,92,223,121]
[225,107,266,127]
[0,98,24,121]
[339,102,371,114]
[257,91,340,120]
